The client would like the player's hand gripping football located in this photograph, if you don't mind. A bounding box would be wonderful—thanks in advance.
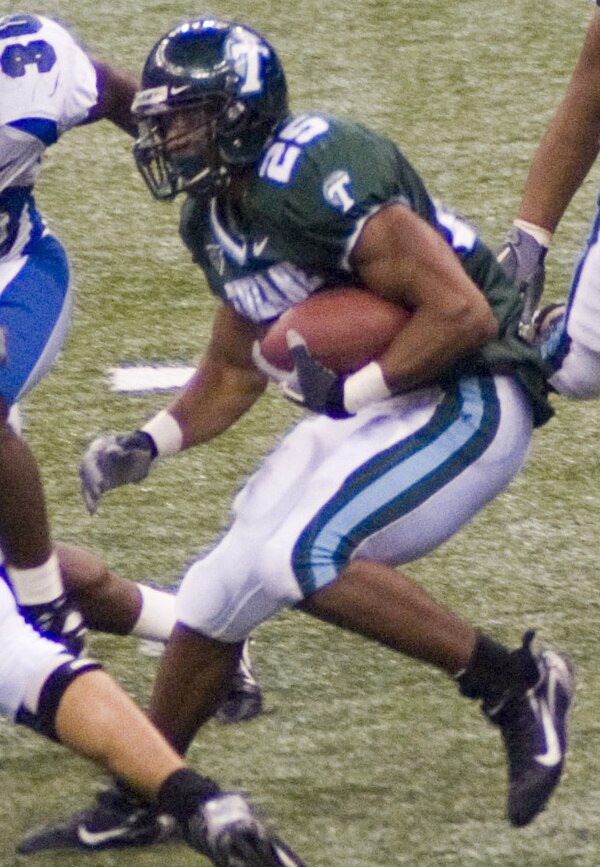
[252,331,349,417]
[496,226,548,342]
[282,330,351,418]
[186,792,306,867]
[80,430,157,514]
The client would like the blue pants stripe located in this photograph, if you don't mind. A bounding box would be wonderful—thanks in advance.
[291,376,500,594]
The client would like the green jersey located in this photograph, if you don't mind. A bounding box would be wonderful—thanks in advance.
[180,113,552,426]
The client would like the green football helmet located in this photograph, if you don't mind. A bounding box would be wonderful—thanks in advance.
[132,17,288,200]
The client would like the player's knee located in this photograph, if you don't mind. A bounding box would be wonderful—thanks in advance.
[550,349,600,398]
[15,657,102,742]
[176,540,301,641]
[58,543,111,596]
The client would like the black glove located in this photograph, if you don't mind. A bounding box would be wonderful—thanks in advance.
[20,595,86,656]
[80,430,157,514]
[283,330,351,419]
[496,225,548,342]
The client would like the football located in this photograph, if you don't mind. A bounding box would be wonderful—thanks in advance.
[259,286,411,374]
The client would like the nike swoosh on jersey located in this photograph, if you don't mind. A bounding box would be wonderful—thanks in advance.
[76,823,134,847]
[252,236,269,257]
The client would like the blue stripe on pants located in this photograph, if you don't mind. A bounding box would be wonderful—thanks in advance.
[291,376,500,594]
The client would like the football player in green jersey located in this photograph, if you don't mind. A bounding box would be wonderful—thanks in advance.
[36,16,574,854]
[0,14,294,864]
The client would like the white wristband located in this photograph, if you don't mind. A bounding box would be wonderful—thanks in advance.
[343,362,392,414]
[142,410,183,458]
[513,219,552,249]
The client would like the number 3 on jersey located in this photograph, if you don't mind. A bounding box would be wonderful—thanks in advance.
[259,115,330,184]
[0,15,56,78]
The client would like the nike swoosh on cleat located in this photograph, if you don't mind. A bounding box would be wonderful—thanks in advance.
[273,842,302,867]
[76,824,134,847]
[533,668,563,768]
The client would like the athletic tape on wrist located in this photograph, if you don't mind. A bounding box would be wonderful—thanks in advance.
[142,410,183,458]
[343,362,392,414]
[513,219,552,249]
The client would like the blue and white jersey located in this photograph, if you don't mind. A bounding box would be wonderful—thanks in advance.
[0,14,98,260]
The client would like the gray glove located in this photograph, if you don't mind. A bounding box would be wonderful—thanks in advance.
[80,430,157,514]
[186,793,306,867]
[282,330,350,418]
[496,226,548,342]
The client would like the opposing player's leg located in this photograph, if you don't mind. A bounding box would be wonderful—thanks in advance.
[541,212,600,397]
[3,579,301,865]
[0,237,83,652]
[57,542,263,723]
[18,665,299,863]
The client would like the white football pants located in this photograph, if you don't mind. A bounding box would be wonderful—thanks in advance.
[0,575,69,719]
[176,374,533,641]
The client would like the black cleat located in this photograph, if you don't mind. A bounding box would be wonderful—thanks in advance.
[214,640,263,725]
[485,644,575,827]
[17,783,177,853]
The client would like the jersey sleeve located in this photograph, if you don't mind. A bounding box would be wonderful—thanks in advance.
[249,115,432,276]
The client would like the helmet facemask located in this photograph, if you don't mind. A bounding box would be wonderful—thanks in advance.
[133,94,234,201]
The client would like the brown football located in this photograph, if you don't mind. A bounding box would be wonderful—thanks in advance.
[259,286,411,373]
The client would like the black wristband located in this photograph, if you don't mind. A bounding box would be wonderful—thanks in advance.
[129,429,159,459]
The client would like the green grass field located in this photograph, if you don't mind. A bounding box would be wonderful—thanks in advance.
[3,1,600,864]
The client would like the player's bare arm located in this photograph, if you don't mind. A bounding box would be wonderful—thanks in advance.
[516,11,600,233]
[87,60,140,136]
[79,304,268,513]
[351,203,498,392]
[166,304,269,448]
[497,11,600,338]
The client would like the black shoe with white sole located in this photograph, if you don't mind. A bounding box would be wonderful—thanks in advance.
[17,784,177,853]
[484,642,575,827]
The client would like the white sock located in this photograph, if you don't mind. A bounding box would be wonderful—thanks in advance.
[131,583,176,642]
[8,551,63,605]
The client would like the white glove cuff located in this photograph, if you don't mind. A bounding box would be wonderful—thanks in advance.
[343,362,392,414]
[513,219,552,249]
[142,410,183,458]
